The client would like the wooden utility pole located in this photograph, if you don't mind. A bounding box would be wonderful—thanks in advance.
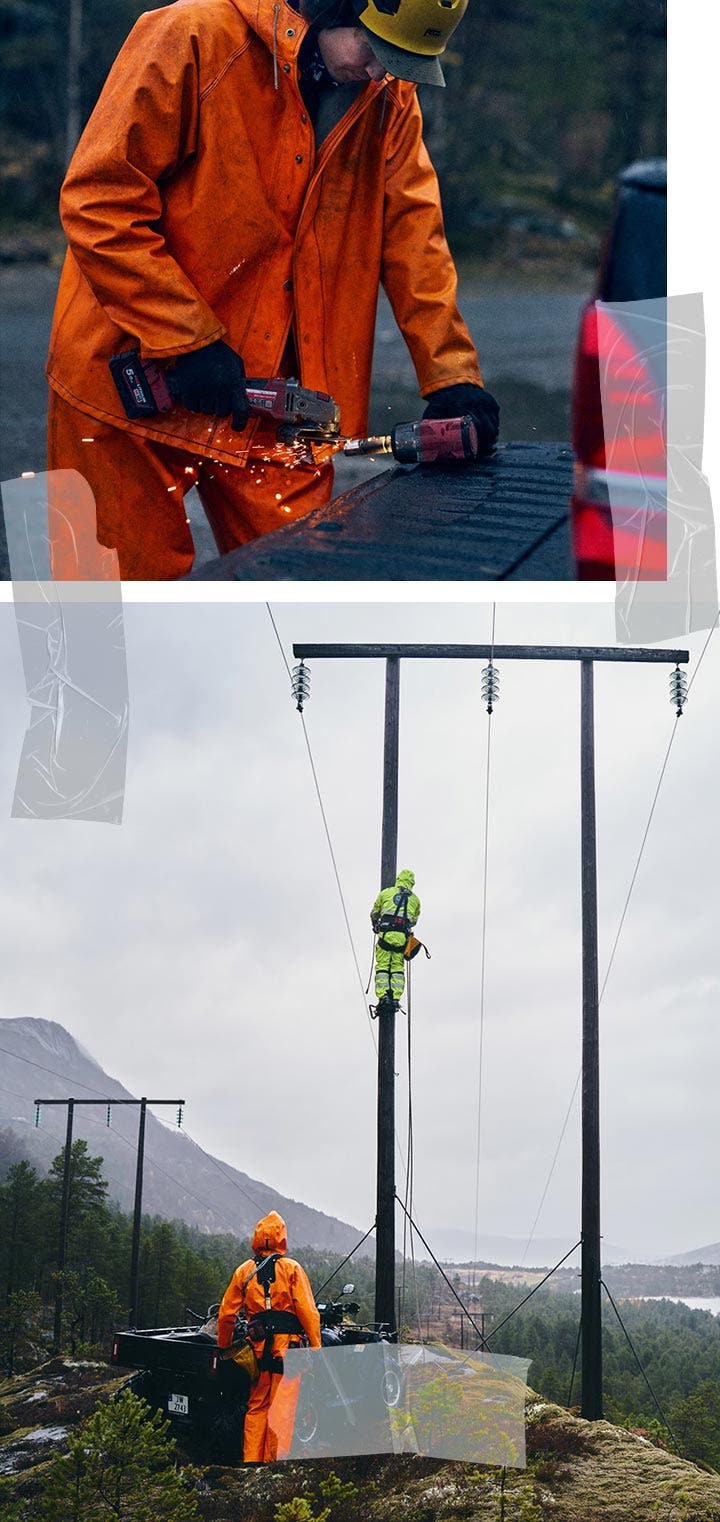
[375,658,400,1331]
[53,1100,75,1350]
[580,662,603,1418]
[294,640,689,1415]
[35,1096,184,1338]
[129,1099,149,1329]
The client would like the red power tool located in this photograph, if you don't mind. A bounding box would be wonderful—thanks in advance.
[109,348,341,444]
[343,415,479,464]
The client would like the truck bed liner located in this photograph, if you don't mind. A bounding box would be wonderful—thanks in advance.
[189,441,574,581]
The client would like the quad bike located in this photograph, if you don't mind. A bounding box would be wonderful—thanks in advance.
[110,1284,401,1463]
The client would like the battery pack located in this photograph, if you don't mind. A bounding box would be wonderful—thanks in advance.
[109,349,175,418]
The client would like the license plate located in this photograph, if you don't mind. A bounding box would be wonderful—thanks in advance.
[168,1393,189,1415]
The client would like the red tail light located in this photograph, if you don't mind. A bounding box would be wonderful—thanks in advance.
[571,301,667,580]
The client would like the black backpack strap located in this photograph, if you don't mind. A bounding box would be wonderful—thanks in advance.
[242,1254,299,1376]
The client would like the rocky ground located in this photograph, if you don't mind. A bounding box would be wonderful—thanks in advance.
[1,1358,718,1521]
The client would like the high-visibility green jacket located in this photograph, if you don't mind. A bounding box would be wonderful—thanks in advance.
[371,868,420,949]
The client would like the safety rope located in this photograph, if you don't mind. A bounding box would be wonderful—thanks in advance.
[398,964,424,1344]
[399,970,411,1337]
[472,603,496,1279]
[266,606,414,1192]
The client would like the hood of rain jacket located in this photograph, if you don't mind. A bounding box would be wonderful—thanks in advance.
[217,1209,321,1349]
[47,0,482,466]
[252,1211,288,1256]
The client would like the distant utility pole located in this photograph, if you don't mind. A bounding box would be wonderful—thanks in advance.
[293,641,689,1420]
[35,1096,184,1342]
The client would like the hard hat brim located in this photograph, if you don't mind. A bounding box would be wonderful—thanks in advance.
[359,21,446,87]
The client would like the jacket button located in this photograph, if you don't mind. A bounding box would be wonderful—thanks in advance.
[283,63,291,73]
[286,27,295,36]
[283,279,292,291]
[295,154,303,164]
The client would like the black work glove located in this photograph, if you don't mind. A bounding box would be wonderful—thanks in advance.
[423,383,500,456]
[172,340,250,431]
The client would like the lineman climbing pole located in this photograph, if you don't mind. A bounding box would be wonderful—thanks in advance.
[292,641,689,1421]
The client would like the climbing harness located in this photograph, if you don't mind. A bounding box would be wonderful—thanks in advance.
[375,886,413,951]
[224,1253,303,1379]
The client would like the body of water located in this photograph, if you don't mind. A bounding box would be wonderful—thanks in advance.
[639,1296,720,1316]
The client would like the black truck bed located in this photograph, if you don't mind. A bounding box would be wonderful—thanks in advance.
[189,442,575,581]
[112,1326,220,1376]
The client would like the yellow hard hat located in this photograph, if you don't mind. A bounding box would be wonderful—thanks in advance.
[353,0,468,87]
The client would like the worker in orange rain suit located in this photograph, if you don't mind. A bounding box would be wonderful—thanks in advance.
[45,0,500,579]
[217,1210,321,1463]
[371,867,421,1013]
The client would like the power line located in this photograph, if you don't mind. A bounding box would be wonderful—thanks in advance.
[0,1042,262,1233]
[34,1093,249,1237]
[268,607,418,1212]
[520,623,717,1264]
[521,714,681,1264]
[0,1043,118,1097]
[2,1034,366,1256]
[267,603,378,1052]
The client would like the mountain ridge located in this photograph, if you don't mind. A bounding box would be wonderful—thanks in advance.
[0,1016,367,1257]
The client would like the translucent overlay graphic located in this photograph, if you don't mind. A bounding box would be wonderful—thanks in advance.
[3,473,128,822]
[599,294,718,639]
[270,1342,529,1466]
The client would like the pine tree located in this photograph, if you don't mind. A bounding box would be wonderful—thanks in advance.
[0,1160,42,1302]
[33,1390,200,1521]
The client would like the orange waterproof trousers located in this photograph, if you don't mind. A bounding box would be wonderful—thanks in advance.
[47,392,334,580]
[243,1367,301,1463]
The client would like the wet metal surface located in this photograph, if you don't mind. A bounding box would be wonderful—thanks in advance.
[190,442,575,581]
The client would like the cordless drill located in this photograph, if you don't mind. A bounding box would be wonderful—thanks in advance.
[343,415,480,465]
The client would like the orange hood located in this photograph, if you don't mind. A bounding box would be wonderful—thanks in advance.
[251,1211,288,1257]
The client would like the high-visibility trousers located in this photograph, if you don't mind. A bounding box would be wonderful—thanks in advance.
[374,946,406,1002]
[47,390,334,581]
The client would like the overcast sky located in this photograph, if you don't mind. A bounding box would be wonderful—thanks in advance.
[0,598,717,1262]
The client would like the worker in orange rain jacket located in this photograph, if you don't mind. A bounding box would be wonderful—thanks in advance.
[371,866,421,1013]
[217,1210,321,1463]
[46,0,500,579]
